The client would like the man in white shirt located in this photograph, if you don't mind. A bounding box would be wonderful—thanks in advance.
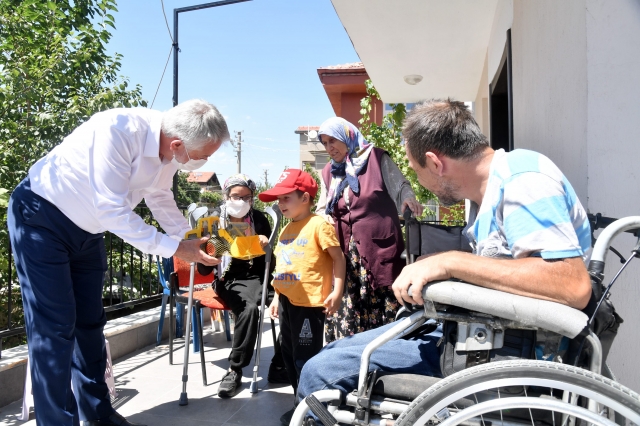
[7,99,226,426]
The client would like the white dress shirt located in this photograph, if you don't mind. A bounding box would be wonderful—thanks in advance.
[29,108,191,258]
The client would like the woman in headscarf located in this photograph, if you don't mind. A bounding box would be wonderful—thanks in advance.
[200,174,287,398]
[316,117,423,342]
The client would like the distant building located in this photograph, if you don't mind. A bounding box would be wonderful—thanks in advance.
[186,171,221,192]
[296,126,326,176]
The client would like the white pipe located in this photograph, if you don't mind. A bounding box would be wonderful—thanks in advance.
[591,216,640,262]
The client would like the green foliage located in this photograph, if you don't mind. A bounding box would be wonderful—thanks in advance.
[358,80,437,216]
[0,0,147,193]
[252,179,270,214]
[175,172,202,206]
[303,162,321,205]
[0,0,147,348]
[440,203,466,226]
[199,190,223,206]
[0,188,8,208]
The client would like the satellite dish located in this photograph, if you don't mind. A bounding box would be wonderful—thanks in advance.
[308,130,318,140]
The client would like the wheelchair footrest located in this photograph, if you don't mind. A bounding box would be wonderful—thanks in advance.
[306,394,338,426]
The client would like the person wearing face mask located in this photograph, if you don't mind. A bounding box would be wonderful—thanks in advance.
[7,99,227,426]
[316,117,423,343]
[197,174,286,398]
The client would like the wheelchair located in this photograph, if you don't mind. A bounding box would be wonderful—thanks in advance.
[290,215,640,426]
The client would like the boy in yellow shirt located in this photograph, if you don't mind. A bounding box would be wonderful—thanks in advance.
[259,169,345,420]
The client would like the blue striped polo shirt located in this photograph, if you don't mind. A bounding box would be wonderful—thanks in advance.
[465,149,591,261]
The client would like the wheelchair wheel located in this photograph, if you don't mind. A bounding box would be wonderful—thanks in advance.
[395,360,640,426]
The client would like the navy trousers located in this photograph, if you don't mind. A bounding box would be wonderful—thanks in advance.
[7,178,114,425]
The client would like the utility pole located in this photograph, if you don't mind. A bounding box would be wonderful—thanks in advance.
[263,169,269,187]
[234,130,242,174]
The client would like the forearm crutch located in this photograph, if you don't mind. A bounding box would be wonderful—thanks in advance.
[178,217,214,406]
[179,260,196,406]
[250,204,282,393]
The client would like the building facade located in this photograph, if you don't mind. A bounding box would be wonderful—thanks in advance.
[332,0,640,389]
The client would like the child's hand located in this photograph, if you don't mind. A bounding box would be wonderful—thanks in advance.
[268,298,279,320]
[258,235,269,247]
[323,291,342,316]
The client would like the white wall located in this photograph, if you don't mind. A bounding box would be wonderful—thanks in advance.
[584,0,640,390]
[487,0,513,84]
[511,0,589,202]
[473,53,489,138]
[493,0,640,390]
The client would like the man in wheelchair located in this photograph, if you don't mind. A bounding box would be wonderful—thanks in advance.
[291,99,631,426]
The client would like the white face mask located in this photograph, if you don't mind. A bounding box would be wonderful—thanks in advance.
[225,199,251,218]
[171,144,208,171]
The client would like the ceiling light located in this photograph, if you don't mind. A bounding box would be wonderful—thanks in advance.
[403,74,423,85]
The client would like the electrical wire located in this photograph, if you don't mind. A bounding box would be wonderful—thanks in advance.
[150,45,173,109]
[160,0,175,43]
[150,0,175,108]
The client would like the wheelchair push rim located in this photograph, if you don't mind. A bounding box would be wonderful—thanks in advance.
[395,360,640,426]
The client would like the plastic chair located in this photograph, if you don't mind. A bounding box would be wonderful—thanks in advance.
[156,256,231,347]
[155,257,184,345]
[167,256,233,385]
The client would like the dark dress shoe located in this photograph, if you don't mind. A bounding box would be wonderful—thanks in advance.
[82,411,146,426]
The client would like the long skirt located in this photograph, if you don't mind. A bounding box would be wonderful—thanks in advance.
[325,237,399,343]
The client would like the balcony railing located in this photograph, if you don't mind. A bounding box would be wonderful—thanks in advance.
[0,204,189,357]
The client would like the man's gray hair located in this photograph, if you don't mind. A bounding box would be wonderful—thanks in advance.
[161,99,230,150]
[402,99,489,167]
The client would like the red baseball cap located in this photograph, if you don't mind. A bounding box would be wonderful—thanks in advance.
[258,169,318,202]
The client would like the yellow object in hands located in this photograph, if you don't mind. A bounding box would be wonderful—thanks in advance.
[229,234,265,260]
[218,225,265,260]
[186,214,265,260]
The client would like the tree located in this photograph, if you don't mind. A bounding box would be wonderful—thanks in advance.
[175,172,202,207]
[0,0,147,193]
[199,190,223,206]
[0,0,147,348]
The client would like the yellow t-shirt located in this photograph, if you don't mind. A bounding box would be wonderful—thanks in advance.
[273,214,340,307]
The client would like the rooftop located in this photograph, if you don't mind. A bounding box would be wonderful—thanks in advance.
[187,172,217,184]
[317,61,365,72]
[295,126,320,134]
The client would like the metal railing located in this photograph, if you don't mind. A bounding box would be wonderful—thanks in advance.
[0,204,190,357]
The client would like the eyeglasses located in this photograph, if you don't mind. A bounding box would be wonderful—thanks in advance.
[229,195,253,202]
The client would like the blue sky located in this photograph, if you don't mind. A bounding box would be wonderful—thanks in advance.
[107,0,360,185]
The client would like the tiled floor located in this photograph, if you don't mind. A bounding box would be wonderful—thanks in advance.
[0,317,295,426]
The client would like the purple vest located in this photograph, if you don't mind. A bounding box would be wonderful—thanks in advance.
[322,147,405,289]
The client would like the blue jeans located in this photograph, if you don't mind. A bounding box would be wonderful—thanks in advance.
[8,178,112,425]
[296,320,443,409]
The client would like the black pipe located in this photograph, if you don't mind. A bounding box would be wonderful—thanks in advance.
[171,0,250,201]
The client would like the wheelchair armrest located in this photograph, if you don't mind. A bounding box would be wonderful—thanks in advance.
[421,280,588,339]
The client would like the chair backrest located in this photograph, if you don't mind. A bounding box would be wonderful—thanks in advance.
[172,256,214,288]
[155,256,173,292]
[406,220,472,257]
